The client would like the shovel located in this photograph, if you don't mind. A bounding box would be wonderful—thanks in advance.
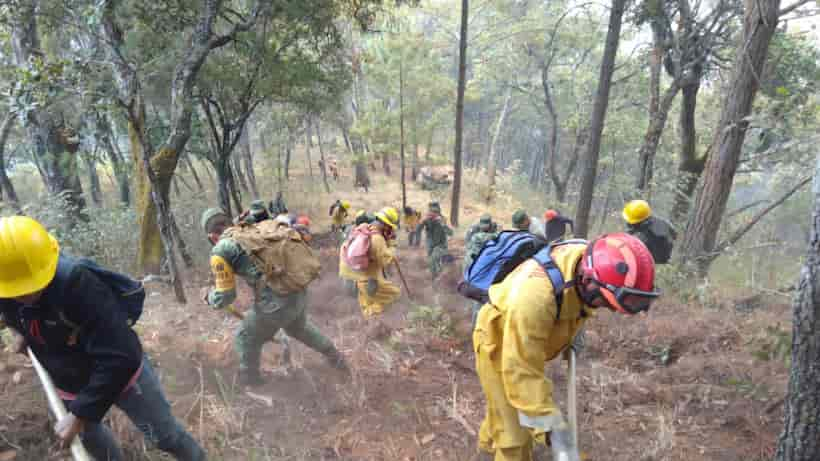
[27,348,92,461]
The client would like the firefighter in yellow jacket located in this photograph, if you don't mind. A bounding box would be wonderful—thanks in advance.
[339,207,401,317]
[473,233,659,461]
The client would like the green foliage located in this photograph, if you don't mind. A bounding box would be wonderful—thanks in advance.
[407,304,453,338]
[749,324,792,366]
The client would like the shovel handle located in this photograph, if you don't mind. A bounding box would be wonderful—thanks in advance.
[28,348,93,461]
[567,348,578,448]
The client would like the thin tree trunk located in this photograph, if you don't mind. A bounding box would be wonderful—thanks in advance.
[400,58,407,210]
[304,121,314,179]
[0,114,20,208]
[315,119,331,193]
[84,151,103,207]
[284,130,292,180]
[214,157,233,216]
[451,0,469,227]
[775,153,820,461]
[240,128,259,197]
[574,0,627,238]
[671,82,706,222]
[233,155,249,193]
[486,86,512,203]
[636,83,680,191]
[382,152,391,176]
[182,153,205,192]
[100,114,131,205]
[679,0,780,274]
[228,161,243,213]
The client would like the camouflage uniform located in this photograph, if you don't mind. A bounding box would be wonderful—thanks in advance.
[464,217,498,328]
[206,226,343,380]
[241,200,270,225]
[416,203,454,279]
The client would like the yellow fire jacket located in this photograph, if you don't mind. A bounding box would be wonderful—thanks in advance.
[474,243,595,419]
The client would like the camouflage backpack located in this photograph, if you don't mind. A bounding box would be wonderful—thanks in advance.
[223,220,322,294]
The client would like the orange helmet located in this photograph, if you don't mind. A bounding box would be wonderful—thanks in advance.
[580,233,659,315]
[543,209,558,221]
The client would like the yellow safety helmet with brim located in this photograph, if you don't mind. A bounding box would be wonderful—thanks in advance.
[375,207,399,229]
[0,216,60,298]
[341,200,351,210]
[622,200,652,225]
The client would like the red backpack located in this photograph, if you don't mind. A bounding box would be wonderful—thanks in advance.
[342,224,377,271]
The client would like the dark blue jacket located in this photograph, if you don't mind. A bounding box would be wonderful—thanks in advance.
[0,254,143,422]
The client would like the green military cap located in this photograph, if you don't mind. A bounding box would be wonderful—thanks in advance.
[249,199,266,212]
[479,214,492,231]
[201,208,229,233]
[512,209,529,229]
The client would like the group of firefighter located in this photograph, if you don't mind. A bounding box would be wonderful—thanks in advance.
[0,192,675,461]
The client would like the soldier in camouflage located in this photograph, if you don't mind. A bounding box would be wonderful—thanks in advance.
[465,213,498,245]
[464,215,499,328]
[237,199,270,225]
[416,202,454,279]
[200,208,349,386]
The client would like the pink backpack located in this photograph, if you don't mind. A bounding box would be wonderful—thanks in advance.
[343,224,376,271]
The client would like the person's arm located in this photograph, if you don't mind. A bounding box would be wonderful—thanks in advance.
[207,240,240,309]
[371,234,395,268]
[64,267,143,423]
[501,282,563,429]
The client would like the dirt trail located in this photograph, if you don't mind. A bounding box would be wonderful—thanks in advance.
[0,180,795,460]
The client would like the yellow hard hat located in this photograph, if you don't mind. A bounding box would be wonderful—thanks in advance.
[355,209,365,218]
[341,200,351,210]
[0,216,60,298]
[623,200,652,225]
[375,207,399,229]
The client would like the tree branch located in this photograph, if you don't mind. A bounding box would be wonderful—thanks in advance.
[715,175,811,254]
[779,0,814,17]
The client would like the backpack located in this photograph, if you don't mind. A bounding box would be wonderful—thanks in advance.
[457,231,587,319]
[342,223,377,271]
[223,220,322,295]
[636,217,675,264]
[51,254,146,326]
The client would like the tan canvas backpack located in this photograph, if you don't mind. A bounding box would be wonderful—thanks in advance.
[223,220,321,294]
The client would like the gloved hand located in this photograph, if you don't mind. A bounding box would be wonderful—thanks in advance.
[367,278,379,296]
[550,424,581,461]
[571,328,586,355]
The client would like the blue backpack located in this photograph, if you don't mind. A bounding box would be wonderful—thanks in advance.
[50,254,146,327]
[458,231,586,319]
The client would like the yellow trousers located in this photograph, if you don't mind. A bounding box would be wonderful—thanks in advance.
[355,279,400,318]
[476,340,543,461]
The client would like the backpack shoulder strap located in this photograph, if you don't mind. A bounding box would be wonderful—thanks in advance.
[532,247,566,320]
[531,239,587,320]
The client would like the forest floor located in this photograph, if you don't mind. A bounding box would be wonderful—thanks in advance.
[0,171,796,461]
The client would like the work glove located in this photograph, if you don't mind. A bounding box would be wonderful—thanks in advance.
[550,423,581,461]
[367,278,379,296]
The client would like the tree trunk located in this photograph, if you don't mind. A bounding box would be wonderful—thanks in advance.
[284,130,292,180]
[304,121,314,179]
[228,161,243,214]
[486,86,512,203]
[670,82,705,222]
[382,152,391,176]
[12,0,86,221]
[774,153,820,461]
[315,119,331,193]
[233,155,249,193]
[450,0,468,227]
[214,157,233,216]
[0,115,19,208]
[240,127,259,197]
[679,0,780,274]
[400,59,407,210]
[84,152,103,207]
[574,0,627,238]
[182,153,205,192]
[636,83,680,191]
[99,113,131,205]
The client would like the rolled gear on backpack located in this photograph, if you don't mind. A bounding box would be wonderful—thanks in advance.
[342,223,378,271]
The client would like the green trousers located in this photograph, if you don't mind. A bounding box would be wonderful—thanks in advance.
[429,245,449,278]
[235,290,335,372]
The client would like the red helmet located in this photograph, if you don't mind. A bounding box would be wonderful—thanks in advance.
[543,209,558,221]
[581,233,659,314]
[296,215,311,227]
